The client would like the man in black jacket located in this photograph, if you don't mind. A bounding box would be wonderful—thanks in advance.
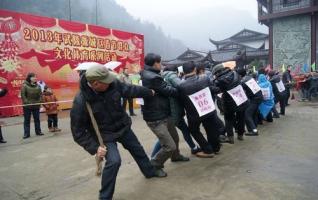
[237,68,263,136]
[212,64,249,144]
[269,70,287,116]
[178,62,221,157]
[71,64,166,200]
[282,65,293,106]
[0,88,8,143]
[141,53,189,170]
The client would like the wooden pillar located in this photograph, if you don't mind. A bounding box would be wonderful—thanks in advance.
[269,21,274,68]
[311,14,316,66]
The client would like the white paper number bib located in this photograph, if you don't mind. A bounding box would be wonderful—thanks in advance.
[245,78,261,94]
[276,80,286,93]
[136,80,144,105]
[227,85,248,106]
[188,87,216,117]
[261,87,271,100]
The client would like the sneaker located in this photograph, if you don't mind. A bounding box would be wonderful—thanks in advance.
[245,130,259,136]
[237,135,244,141]
[191,147,201,155]
[196,151,214,158]
[219,135,229,143]
[228,136,234,144]
[153,168,167,178]
[171,155,190,162]
[23,135,30,139]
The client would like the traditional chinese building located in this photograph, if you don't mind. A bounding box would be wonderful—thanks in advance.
[209,29,269,67]
[257,0,318,69]
[162,49,215,67]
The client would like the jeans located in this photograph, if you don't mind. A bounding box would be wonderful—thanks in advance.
[147,118,180,167]
[23,107,41,136]
[245,102,259,132]
[48,114,58,128]
[99,129,155,200]
[122,98,135,115]
[224,110,245,137]
[188,113,221,153]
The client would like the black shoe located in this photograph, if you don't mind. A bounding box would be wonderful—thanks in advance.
[191,147,201,155]
[0,139,7,143]
[245,131,259,136]
[237,135,244,141]
[130,113,137,116]
[23,135,30,139]
[171,155,190,162]
[36,132,44,136]
[228,136,234,144]
[280,112,285,116]
[273,114,280,118]
[153,168,167,178]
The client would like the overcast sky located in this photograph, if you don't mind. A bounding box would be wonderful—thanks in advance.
[115,0,267,50]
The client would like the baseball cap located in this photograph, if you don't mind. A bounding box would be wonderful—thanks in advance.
[85,63,117,84]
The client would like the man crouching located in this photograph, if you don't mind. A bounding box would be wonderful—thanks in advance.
[70,63,166,200]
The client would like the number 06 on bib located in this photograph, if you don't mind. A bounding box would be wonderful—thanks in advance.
[188,87,216,117]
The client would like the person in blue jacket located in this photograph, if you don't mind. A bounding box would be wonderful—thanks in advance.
[258,74,275,122]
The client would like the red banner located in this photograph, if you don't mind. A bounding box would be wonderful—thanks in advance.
[0,9,144,117]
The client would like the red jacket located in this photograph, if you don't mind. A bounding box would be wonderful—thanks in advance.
[42,91,59,115]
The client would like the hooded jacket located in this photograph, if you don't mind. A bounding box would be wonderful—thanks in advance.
[42,91,59,115]
[258,74,275,118]
[70,75,153,155]
[140,65,178,122]
[214,68,249,113]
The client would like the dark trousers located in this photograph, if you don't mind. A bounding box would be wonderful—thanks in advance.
[48,114,58,128]
[23,107,41,136]
[285,88,290,105]
[176,118,196,149]
[122,98,135,115]
[224,110,245,137]
[0,126,4,141]
[188,113,221,153]
[100,129,155,200]
[245,102,259,132]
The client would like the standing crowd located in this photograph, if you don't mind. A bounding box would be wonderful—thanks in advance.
[70,53,294,200]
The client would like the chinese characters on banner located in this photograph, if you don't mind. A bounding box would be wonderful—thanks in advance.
[276,80,286,93]
[227,85,248,106]
[188,87,215,117]
[0,9,144,117]
[245,78,261,94]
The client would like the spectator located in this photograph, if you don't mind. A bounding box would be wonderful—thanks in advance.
[119,67,137,116]
[21,73,44,139]
[42,86,61,132]
[0,88,8,143]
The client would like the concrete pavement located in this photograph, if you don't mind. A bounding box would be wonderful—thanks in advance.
[0,101,318,200]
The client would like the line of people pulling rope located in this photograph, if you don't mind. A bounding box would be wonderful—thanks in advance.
[70,53,292,200]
